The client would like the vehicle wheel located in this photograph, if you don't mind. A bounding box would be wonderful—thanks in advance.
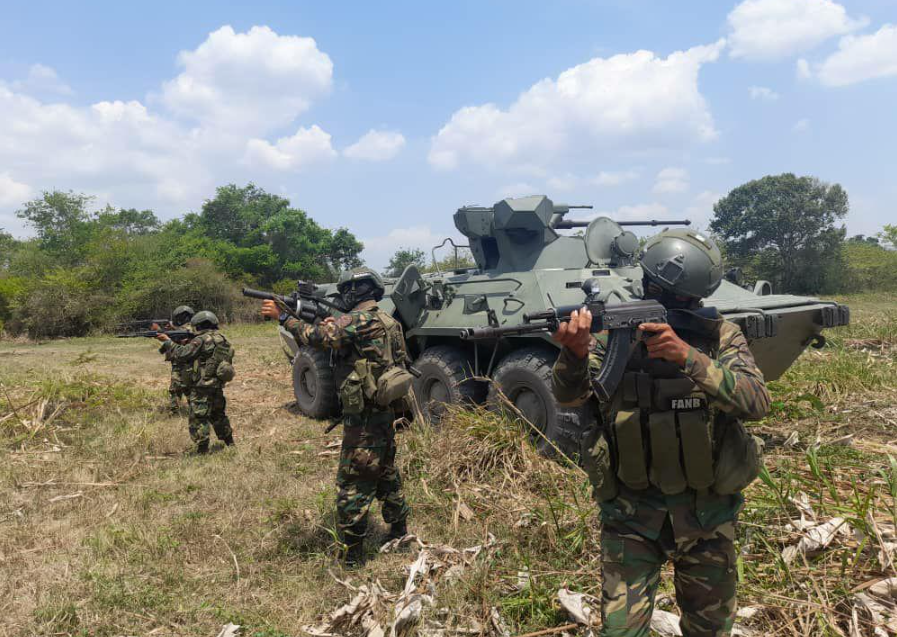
[292,346,338,419]
[413,346,485,423]
[488,347,593,459]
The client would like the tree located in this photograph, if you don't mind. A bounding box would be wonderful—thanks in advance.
[711,174,848,294]
[878,224,897,250]
[0,230,19,271]
[386,247,426,277]
[16,191,94,261]
[96,207,161,236]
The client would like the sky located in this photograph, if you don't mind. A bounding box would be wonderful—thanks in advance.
[0,0,895,268]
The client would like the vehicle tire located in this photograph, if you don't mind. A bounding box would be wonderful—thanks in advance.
[413,346,486,423]
[292,346,338,419]
[488,347,593,460]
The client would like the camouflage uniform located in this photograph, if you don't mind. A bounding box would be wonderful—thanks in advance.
[163,332,194,412]
[552,315,770,637]
[284,299,410,548]
[161,330,234,450]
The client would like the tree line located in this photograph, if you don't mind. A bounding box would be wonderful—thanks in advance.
[0,184,363,338]
[1,174,894,339]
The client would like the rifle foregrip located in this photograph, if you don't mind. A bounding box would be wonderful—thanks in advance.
[241,288,276,301]
[592,328,633,401]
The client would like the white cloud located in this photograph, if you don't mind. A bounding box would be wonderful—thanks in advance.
[796,58,812,79]
[793,118,811,132]
[748,85,779,101]
[0,25,350,224]
[547,174,579,192]
[160,25,333,134]
[428,41,725,171]
[10,64,73,96]
[0,173,33,207]
[652,167,689,194]
[815,24,897,87]
[727,0,866,61]
[496,182,540,199]
[592,170,639,187]
[244,125,337,171]
[685,191,722,229]
[343,129,406,161]
[361,225,455,270]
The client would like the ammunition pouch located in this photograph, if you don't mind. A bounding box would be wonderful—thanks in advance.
[195,334,235,388]
[376,366,414,408]
[712,416,764,494]
[598,371,760,497]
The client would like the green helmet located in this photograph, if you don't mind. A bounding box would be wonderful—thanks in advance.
[337,267,385,305]
[640,229,723,300]
[171,305,195,327]
[190,310,219,330]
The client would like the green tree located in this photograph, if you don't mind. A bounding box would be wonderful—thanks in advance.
[878,224,897,249]
[711,174,848,293]
[386,247,427,277]
[16,191,94,262]
[96,207,161,236]
[0,230,19,270]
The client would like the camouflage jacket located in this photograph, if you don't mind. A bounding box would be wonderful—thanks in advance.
[160,329,229,390]
[160,328,194,382]
[284,300,407,388]
[552,318,771,540]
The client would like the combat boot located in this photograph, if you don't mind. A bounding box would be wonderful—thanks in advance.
[223,434,235,446]
[343,540,365,568]
[386,520,408,542]
[194,442,209,455]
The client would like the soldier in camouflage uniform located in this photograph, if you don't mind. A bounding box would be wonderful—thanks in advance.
[160,305,195,413]
[157,311,235,453]
[260,267,411,566]
[551,229,771,637]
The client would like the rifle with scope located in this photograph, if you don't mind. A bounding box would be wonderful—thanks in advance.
[459,278,666,401]
[242,281,344,324]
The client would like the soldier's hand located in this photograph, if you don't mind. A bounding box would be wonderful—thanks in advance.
[551,307,592,359]
[156,333,170,343]
[639,322,691,366]
[151,322,161,331]
[260,300,281,321]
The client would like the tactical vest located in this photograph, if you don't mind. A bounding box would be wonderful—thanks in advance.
[193,332,234,389]
[336,305,411,414]
[609,309,721,496]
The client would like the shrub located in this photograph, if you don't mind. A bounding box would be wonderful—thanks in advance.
[841,242,897,292]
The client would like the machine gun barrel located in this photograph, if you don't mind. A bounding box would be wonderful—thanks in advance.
[553,219,691,229]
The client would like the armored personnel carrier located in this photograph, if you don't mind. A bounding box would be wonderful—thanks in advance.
[279,195,850,456]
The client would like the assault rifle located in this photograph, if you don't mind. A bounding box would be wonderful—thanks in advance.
[242,282,344,323]
[119,318,172,329]
[459,278,666,401]
[116,330,194,341]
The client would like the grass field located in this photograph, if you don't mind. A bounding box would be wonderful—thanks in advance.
[1,293,895,637]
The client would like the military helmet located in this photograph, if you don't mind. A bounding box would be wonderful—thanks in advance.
[640,229,723,299]
[171,305,195,326]
[190,310,219,330]
[337,267,385,305]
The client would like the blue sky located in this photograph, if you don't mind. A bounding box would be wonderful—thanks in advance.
[0,0,894,267]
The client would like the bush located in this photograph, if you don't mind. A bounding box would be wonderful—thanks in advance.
[0,276,26,333]
[117,258,245,325]
[10,268,112,339]
[841,243,897,292]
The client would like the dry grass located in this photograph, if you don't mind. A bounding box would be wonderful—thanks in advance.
[1,295,896,637]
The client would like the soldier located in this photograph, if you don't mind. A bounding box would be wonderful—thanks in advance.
[156,311,235,453]
[260,267,411,567]
[551,229,771,637]
[158,305,195,414]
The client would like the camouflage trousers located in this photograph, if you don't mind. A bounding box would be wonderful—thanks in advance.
[187,387,232,449]
[169,366,192,411]
[600,518,737,637]
[336,411,410,546]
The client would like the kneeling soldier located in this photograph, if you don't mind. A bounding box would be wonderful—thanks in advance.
[552,229,771,637]
[157,311,235,453]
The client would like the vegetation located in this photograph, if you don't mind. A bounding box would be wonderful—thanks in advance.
[0,185,363,338]
[1,293,894,636]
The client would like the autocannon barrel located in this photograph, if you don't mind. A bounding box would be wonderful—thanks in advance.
[241,287,282,302]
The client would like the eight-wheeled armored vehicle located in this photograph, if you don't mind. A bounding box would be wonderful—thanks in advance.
[278,195,850,456]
